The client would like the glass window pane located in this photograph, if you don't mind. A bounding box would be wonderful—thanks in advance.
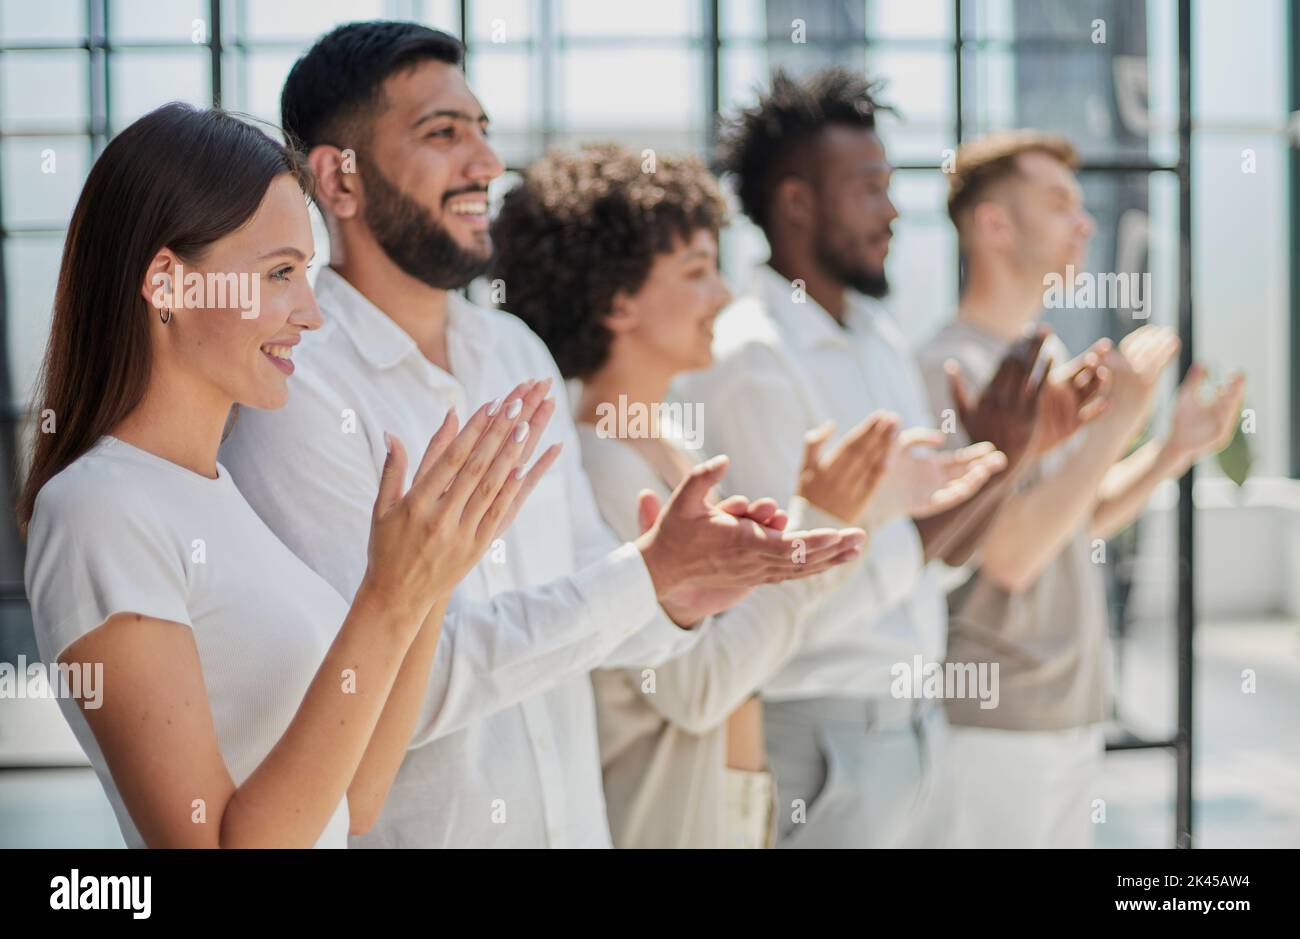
[559,0,699,38]
[242,0,387,42]
[1194,0,1285,126]
[559,47,703,130]
[963,46,1176,163]
[0,0,86,44]
[0,51,88,132]
[109,0,208,44]
[961,0,1016,40]
[875,116,954,165]
[1142,0,1180,166]
[727,0,948,42]
[109,50,210,130]
[882,169,957,346]
[5,234,64,408]
[470,0,533,43]
[467,45,542,165]
[417,1,462,37]
[721,0,766,40]
[1193,133,1288,477]
[962,0,1172,41]
[223,50,300,127]
[753,0,866,43]
[959,44,1017,133]
[1,138,90,229]
[724,41,871,94]
[867,0,954,40]
[891,166,949,222]
[719,214,772,293]
[719,44,767,116]
[468,48,538,131]
[961,0,1178,164]
[866,48,953,126]
[885,215,957,346]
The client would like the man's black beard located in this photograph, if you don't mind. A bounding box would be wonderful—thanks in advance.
[842,266,890,300]
[360,160,493,290]
[813,228,890,299]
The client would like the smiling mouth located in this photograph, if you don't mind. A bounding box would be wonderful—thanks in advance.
[446,195,489,228]
[261,343,295,375]
[446,198,487,215]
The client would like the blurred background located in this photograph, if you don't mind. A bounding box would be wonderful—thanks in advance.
[0,0,1296,848]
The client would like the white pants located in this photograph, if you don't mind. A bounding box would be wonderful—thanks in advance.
[765,697,949,849]
[723,768,776,849]
[943,723,1105,848]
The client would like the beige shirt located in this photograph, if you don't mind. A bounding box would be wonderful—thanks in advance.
[916,320,1111,731]
[577,423,846,848]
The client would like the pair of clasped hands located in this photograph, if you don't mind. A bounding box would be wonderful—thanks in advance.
[360,344,1124,632]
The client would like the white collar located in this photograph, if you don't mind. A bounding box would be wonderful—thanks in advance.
[313,266,497,376]
[749,263,886,351]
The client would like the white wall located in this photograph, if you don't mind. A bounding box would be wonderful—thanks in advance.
[1130,477,1300,620]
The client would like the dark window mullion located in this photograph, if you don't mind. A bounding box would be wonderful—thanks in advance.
[1290,0,1300,479]
[536,0,551,150]
[706,0,719,158]
[89,0,108,153]
[1174,0,1195,852]
[209,0,223,108]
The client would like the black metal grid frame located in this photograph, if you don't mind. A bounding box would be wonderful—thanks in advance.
[0,0,1197,847]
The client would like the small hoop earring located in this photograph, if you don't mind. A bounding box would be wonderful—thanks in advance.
[160,306,172,324]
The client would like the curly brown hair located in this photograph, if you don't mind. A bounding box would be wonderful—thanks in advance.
[491,143,729,380]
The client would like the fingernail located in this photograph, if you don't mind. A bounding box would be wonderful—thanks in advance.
[506,398,523,419]
[514,421,530,443]
[383,431,394,453]
[487,397,502,416]
[514,466,526,480]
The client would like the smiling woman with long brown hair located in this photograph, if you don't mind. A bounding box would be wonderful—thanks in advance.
[18,102,557,848]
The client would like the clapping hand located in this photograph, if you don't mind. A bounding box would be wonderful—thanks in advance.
[945,326,1050,473]
[1162,363,1246,473]
[797,411,899,524]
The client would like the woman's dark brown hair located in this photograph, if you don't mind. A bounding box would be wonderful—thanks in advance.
[16,102,312,529]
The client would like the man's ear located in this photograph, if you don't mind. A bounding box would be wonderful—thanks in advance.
[772,175,816,233]
[308,144,362,221]
[971,200,1014,251]
[141,248,179,312]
